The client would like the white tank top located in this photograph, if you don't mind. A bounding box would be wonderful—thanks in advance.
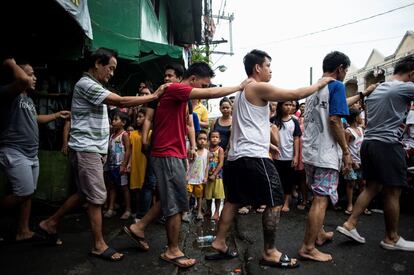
[227,91,270,161]
[346,127,364,164]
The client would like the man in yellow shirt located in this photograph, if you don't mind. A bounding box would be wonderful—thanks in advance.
[193,99,209,130]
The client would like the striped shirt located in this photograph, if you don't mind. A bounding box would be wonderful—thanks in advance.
[68,73,111,154]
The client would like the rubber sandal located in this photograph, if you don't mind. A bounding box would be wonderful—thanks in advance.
[259,254,300,268]
[159,252,196,268]
[37,226,63,246]
[336,226,365,244]
[380,237,414,251]
[90,247,124,262]
[123,225,149,251]
[205,248,239,260]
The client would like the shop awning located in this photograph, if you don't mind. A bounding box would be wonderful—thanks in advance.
[88,0,183,63]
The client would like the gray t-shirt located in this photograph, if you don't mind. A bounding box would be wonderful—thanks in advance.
[364,80,414,143]
[0,93,39,158]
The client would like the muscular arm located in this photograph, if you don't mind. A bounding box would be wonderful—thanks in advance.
[252,77,333,102]
[189,78,252,100]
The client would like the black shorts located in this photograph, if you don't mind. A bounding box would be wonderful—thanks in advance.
[223,157,284,207]
[274,160,296,194]
[361,140,407,187]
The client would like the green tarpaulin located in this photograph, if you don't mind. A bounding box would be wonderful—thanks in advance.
[88,0,182,63]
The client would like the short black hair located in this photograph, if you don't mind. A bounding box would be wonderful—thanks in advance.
[86,47,118,70]
[183,62,215,79]
[197,129,208,138]
[164,63,185,78]
[243,49,272,76]
[209,130,221,139]
[138,107,146,116]
[322,51,350,73]
[112,110,130,129]
[394,55,414,75]
[347,108,361,124]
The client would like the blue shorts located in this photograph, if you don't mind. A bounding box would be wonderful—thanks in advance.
[108,166,128,187]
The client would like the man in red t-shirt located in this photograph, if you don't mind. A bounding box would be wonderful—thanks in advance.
[124,62,251,268]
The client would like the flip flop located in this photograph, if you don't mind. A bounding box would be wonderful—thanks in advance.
[90,247,124,262]
[15,232,46,243]
[123,225,149,251]
[336,226,366,244]
[205,248,239,260]
[37,226,63,246]
[159,253,196,268]
[260,254,300,269]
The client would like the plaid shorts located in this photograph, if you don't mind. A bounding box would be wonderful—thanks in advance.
[305,164,339,205]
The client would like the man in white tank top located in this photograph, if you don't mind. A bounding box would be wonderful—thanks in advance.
[205,49,333,268]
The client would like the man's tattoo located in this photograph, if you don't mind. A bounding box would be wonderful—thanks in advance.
[262,208,280,250]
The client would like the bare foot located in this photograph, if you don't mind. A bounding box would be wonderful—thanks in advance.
[281,206,290,212]
[262,250,299,267]
[212,212,219,221]
[316,231,334,246]
[211,239,228,253]
[298,246,332,262]
[15,231,35,241]
[92,245,123,261]
[39,220,57,234]
[128,223,149,250]
[160,250,196,268]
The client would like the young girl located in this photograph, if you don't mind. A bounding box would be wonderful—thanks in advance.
[182,131,209,222]
[271,101,302,212]
[105,111,132,219]
[128,108,151,219]
[205,131,225,221]
[344,108,370,215]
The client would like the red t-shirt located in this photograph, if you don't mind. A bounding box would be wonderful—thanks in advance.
[151,83,193,158]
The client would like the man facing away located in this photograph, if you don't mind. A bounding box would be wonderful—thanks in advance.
[124,62,252,269]
[337,55,414,252]
[39,47,167,261]
[206,49,332,269]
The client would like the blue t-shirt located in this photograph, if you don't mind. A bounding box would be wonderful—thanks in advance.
[192,112,201,134]
[328,81,349,117]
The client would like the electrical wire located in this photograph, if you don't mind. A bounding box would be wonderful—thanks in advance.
[242,2,414,48]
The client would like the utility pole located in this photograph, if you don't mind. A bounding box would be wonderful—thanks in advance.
[310,67,313,85]
[204,0,212,60]
[211,13,234,56]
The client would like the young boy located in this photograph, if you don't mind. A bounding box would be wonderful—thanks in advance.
[105,111,132,220]
[205,131,225,221]
[183,130,209,222]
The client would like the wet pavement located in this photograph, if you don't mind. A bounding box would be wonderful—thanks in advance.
[1,201,413,274]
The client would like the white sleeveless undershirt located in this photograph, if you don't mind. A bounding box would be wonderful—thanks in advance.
[227,91,270,161]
